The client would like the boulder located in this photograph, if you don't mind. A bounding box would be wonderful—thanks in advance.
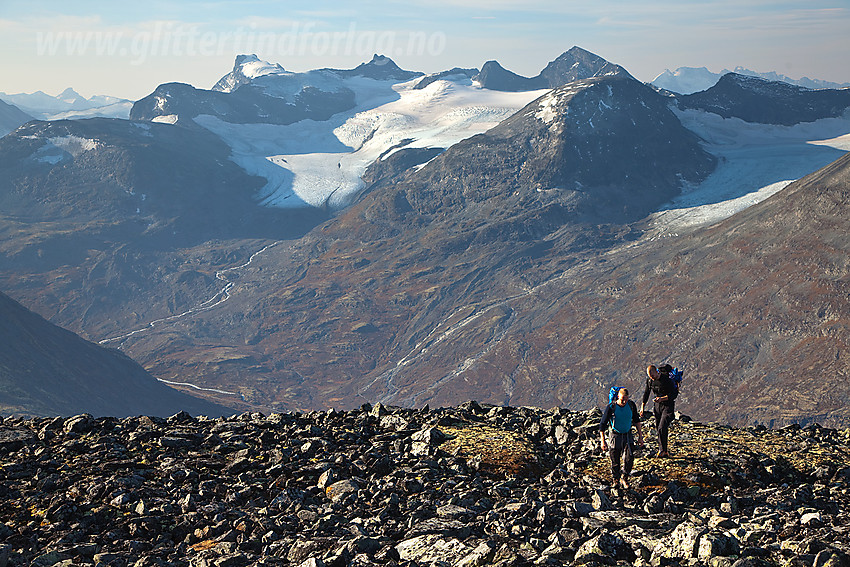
[574,532,634,564]
[395,534,474,564]
[325,479,359,502]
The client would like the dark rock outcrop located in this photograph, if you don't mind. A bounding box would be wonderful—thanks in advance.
[1,404,849,566]
[329,54,424,82]
[475,60,548,92]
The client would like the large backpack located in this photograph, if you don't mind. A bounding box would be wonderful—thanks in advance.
[608,386,624,404]
[659,364,684,392]
[670,367,684,391]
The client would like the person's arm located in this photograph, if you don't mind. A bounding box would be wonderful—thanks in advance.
[640,379,651,415]
[631,401,645,445]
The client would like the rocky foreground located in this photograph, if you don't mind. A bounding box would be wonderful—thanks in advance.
[1,403,850,567]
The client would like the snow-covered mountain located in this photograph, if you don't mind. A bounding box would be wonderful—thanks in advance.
[129,50,850,216]
[194,69,548,208]
[134,53,549,208]
[130,54,424,128]
[0,88,131,120]
[651,67,719,95]
[212,53,289,92]
[653,66,850,94]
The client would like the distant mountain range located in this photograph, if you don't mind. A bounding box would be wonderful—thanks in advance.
[0,47,849,423]
[652,65,850,94]
[0,87,131,121]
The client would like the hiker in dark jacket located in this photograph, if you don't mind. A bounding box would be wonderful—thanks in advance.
[599,387,644,489]
[641,364,678,457]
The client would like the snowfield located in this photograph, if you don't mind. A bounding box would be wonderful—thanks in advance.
[647,109,850,236]
[196,76,547,209]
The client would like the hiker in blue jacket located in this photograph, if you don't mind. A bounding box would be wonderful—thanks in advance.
[599,387,645,490]
[640,364,678,458]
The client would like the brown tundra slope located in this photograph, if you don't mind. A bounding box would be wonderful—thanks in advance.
[442,150,850,428]
[125,145,850,428]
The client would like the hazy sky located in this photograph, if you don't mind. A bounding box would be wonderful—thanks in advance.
[2,0,849,100]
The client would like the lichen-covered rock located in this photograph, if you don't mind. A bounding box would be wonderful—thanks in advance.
[653,521,707,560]
[697,531,741,559]
[325,479,359,502]
[395,534,473,564]
[574,532,634,565]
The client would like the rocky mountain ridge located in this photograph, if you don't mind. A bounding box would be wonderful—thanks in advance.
[474,46,632,92]
[133,54,423,126]
[676,73,850,125]
[1,403,849,567]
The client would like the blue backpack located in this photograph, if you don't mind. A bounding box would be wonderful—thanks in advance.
[608,386,624,405]
[669,367,684,391]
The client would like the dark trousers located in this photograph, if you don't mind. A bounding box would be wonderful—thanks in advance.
[608,431,634,482]
[654,401,675,453]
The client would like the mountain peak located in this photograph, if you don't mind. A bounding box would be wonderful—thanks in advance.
[212,54,287,92]
[475,60,546,91]
[345,54,423,81]
[368,53,392,66]
[476,47,631,92]
[57,87,85,104]
[540,47,632,85]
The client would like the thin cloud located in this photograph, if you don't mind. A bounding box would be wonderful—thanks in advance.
[232,16,306,31]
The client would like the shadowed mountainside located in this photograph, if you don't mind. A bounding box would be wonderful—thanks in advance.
[0,290,233,417]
